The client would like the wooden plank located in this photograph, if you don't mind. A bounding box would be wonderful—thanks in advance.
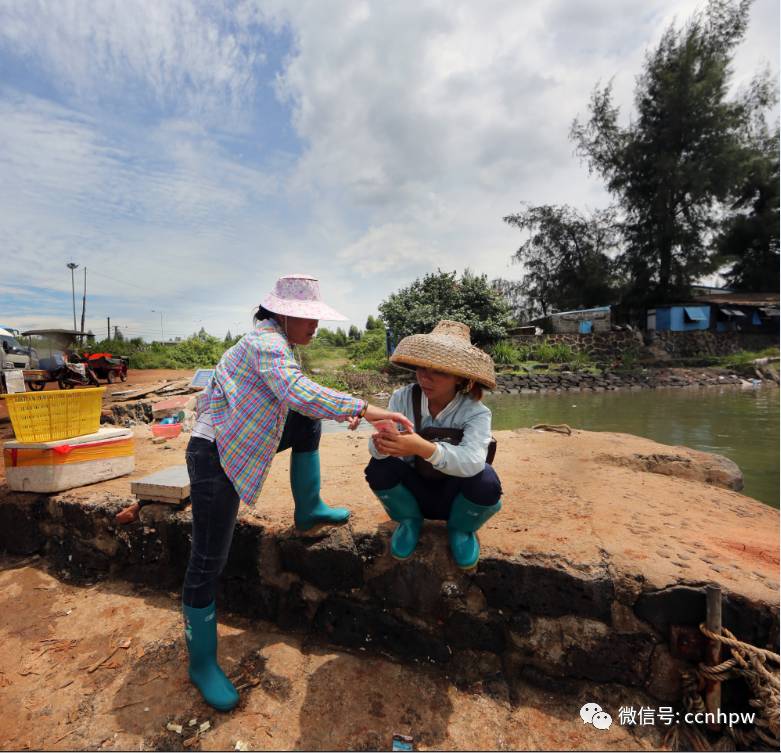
[110,382,169,401]
[131,465,190,502]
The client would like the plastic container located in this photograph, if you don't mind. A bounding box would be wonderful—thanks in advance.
[371,419,399,434]
[150,423,183,439]
[0,387,105,442]
[3,427,134,492]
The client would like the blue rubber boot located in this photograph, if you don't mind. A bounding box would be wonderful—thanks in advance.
[374,484,423,560]
[183,602,239,711]
[447,494,502,570]
[291,451,351,531]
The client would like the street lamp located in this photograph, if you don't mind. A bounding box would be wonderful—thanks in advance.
[66,262,79,331]
[151,310,164,342]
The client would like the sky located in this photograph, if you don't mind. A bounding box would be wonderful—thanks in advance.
[0,0,778,341]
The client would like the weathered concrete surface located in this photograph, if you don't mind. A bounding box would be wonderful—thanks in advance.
[0,426,777,713]
[0,559,667,751]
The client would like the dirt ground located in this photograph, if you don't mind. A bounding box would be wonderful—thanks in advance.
[0,372,777,750]
[0,556,664,752]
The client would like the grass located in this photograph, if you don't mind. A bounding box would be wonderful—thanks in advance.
[711,347,779,372]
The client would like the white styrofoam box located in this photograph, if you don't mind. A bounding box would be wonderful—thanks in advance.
[3,427,135,493]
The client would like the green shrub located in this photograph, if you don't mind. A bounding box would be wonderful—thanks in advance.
[490,341,521,365]
[348,328,388,370]
[533,340,555,362]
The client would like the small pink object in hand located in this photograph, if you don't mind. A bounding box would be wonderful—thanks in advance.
[372,419,399,434]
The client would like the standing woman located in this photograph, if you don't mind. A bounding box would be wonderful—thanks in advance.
[183,274,412,711]
[365,320,501,569]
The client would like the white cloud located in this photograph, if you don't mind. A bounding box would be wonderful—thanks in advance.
[0,0,268,120]
[0,0,777,338]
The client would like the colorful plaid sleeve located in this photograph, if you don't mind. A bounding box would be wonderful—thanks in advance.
[259,341,363,420]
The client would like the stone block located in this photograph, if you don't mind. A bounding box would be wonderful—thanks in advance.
[475,557,614,622]
[279,527,364,592]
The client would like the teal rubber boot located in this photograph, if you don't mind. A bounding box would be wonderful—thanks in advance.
[447,494,502,570]
[291,451,351,531]
[374,484,423,560]
[183,602,239,711]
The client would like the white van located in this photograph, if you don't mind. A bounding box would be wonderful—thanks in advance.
[0,327,34,370]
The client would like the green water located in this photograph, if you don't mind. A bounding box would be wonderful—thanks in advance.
[484,386,779,507]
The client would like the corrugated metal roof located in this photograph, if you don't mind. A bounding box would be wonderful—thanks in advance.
[692,292,779,306]
[548,305,612,317]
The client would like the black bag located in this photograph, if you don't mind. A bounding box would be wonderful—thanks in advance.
[411,384,497,480]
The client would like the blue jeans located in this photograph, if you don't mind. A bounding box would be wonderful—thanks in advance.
[182,411,321,608]
[364,457,502,520]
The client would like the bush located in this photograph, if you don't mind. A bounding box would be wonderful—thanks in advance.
[348,328,388,370]
[528,339,577,364]
[490,341,521,365]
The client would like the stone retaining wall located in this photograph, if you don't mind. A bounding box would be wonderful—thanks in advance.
[494,369,751,394]
[651,331,776,358]
[510,331,776,361]
[0,489,776,703]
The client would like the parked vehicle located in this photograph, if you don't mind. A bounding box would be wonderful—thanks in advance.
[0,326,38,367]
[21,329,100,390]
[83,352,129,383]
[0,327,35,371]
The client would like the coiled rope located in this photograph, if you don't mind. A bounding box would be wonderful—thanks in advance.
[664,623,779,751]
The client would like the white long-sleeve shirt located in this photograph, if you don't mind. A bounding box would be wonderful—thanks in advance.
[368,383,492,478]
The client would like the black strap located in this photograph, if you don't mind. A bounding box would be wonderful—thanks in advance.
[411,384,423,433]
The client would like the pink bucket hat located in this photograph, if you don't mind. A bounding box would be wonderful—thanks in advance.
[260,274,348,321]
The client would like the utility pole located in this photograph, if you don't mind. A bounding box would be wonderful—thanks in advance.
[107,317,111,341]
[80,267,87,345]
[66,262,79,331]
[151,309,164,342]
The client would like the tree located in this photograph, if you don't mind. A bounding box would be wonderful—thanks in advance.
[503,204,622,318]
[198,326,208,341]
[571,0,771,304]
[348,325,361,341]
[491,278,533,323]
[715,127,780,290]
[378,270,511,348]
[224,330,233,344]
[365,315,381,330]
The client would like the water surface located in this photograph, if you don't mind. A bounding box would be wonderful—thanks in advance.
[323,386,779,507]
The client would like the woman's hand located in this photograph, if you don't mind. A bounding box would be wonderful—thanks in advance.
[373,430,436,459]
[364,405,414,433]
[334,415,363,430]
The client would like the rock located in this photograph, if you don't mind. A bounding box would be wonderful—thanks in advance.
[475,557,614,622]
[596,451,743,491]
[313,596,450,663]
[278,527,363,592]
[645,644,686,702]
[368,560,443,616]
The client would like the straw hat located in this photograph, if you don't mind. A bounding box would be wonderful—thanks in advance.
[261,274,347,321]
[390,320,496,389]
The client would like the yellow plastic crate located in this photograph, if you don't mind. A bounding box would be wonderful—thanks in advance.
[1,387,106,442]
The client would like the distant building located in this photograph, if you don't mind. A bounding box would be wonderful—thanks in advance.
[647,292,779,333]
[646,304,710,332]
[527,306,612,334]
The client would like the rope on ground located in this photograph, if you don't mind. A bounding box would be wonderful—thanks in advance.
[664,623,779,751]
[531,423,572,435]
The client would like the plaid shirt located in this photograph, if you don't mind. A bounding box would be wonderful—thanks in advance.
[197,319,364,505]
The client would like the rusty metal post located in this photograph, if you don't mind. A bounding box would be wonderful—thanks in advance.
[704,584,722,730]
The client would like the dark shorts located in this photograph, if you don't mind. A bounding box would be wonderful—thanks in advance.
[364,456,502,520]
